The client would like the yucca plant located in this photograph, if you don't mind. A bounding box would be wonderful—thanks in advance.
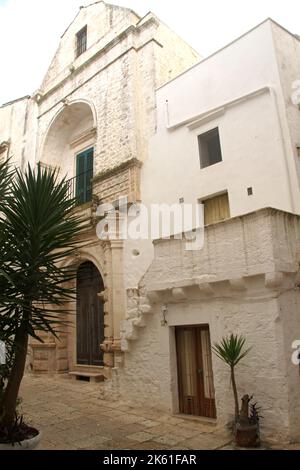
[212,334,251,422]
[0,161,87,432]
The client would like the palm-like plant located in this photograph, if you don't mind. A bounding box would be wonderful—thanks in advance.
[0,162,87,430]
[212,334,251,422]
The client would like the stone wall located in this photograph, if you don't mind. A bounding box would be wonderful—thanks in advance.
[35,4,200,178]
[0,96,37,169]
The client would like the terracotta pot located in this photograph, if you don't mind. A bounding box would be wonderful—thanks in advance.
[0,431,41,450]
[235,424,260,448]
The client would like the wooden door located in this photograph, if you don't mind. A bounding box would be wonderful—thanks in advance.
[76,261,104,366]
[176,325,216,418]
[76,147,94,205]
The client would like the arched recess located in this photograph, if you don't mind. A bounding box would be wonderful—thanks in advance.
[76,261,105,366]
[40,100,97,182]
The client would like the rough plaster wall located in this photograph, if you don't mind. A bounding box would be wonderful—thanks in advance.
[115,209,300,440]
[0,97,37,168]
[118,311,164,410]
[142,210,277,289]
[118,293,290,439]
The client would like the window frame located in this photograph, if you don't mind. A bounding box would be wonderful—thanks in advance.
[198,127,223,169]
[200,192,230,226]
[76,25,88,58]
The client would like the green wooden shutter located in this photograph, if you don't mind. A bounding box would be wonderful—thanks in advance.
[85,148,94,203]
[76,148,94,205]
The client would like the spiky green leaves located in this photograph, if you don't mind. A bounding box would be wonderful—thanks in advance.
[212,334,251,368]
[0,161,88,342]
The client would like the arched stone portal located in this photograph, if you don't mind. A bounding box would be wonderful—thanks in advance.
[40,101,96,181]
[76,261,104,367]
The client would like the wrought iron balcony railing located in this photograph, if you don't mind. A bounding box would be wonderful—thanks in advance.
[66,170,93,206]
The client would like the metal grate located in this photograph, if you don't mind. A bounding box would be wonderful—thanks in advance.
[66,170,92,206]
[76,25,87,58]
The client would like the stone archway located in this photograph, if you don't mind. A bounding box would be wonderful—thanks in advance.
[76,261,105,367]
[40,101,96,180]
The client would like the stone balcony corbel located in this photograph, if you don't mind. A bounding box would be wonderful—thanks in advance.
[198,282,215,296]
[229,277,247,291]
[265,272,284,289]
[147,290,163,304]
[171,287,187,301]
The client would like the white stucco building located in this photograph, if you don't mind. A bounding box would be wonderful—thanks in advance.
[119,19,300,442]
[1,2,300,442]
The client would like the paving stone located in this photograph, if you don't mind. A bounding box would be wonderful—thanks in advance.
[152,434,183,447]
[18,375,289,450]
[127,431,156,443]
[139,419,161,429]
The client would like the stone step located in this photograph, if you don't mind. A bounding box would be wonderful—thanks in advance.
[69,370,105,383]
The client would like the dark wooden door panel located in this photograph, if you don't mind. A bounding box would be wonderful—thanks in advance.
[176,325,216,419]
[76,261,104,366]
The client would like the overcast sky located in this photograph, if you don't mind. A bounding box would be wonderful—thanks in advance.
[0,0,299,105]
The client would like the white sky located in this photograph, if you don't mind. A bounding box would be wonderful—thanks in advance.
[0,0,299,105]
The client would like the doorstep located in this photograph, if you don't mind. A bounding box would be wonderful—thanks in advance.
[68,370,105,383]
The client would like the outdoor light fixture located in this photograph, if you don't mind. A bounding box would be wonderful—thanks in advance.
[161,304,168,326]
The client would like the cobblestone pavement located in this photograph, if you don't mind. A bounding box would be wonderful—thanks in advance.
[20,374,299,450]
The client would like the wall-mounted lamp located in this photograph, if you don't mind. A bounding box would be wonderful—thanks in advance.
[161,304,168,326]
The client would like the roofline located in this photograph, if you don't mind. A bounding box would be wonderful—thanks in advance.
[156,17,300,92]
[137,11,201,57]
[61,1,141,39]
[1,95,31,108]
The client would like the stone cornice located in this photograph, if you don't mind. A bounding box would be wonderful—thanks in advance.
[92,158,143,183]
[69,127,97,149]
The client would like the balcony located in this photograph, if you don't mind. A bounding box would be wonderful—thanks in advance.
[66,158,143,209]
[66,170,93,206]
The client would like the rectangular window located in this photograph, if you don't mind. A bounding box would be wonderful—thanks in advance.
[76,25,87,58]
[202,192,230,225]
[76,147,94,205]
[198,128,222,169]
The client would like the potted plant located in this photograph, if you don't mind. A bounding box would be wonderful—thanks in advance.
[0,160,86,449]
[212,334,260,447]
[235,394,261,448]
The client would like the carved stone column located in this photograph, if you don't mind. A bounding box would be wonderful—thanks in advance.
[110,238,125,358]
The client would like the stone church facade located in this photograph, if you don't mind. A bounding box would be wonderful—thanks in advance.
[1,2,300,442]
[0,0,199,378]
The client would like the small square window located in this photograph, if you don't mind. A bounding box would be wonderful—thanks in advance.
[198,128,222,169]
[76,26,87,58]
